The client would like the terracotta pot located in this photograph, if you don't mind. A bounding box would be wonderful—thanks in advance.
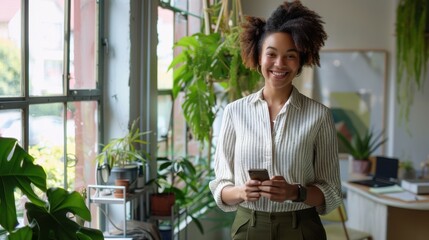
[352,159,372,175]
[150,193,175,216]
[114,179,129,198]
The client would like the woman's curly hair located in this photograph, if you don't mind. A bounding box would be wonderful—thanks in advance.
[240,1,327,72]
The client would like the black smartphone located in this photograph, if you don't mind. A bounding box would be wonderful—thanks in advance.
[248,169,270,181]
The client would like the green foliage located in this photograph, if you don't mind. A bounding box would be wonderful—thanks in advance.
[0,137,47,232]
[169,33,219,144]
[0,137,104,240]
[147,156,215,234]
[30,145,74,190]
[95,119,149,168]
[337,128,387,161]
[26,188,103,240]
[396,0,429,123]
[169,28,261,144]
[0,39,21,96]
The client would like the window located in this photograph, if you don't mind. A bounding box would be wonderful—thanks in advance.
[0,0,102,192]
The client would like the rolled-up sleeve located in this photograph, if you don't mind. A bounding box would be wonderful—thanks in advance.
[312,109,343,214]
[209,105,238,212]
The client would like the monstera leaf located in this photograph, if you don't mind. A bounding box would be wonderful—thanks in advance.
[0,137,47,232]
[26,187,104,240]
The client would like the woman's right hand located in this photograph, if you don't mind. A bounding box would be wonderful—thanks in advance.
[221,180,264,205]
[240,180,264,202]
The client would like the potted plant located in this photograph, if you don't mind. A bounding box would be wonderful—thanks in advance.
[0,137,104,240]
[337,126,387,175]
[95,118,149,194]
[398,160,416,180]
[147,156,207,233]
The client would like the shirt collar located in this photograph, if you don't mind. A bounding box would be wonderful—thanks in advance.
[249,86,302,110]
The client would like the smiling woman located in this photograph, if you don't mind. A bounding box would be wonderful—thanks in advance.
[210,1,342,240]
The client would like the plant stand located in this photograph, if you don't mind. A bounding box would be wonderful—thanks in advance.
[87,185,146,238]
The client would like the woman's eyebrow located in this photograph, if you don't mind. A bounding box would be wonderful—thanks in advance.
[266,46,298,53]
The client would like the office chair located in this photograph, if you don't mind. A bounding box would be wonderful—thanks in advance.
[320,204,372,240]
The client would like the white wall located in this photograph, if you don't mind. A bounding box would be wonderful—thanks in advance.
[243,0,429,172]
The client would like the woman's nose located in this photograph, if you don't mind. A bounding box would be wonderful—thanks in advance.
[275,57,286,67]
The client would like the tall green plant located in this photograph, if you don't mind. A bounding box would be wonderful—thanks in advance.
[0,137,104,240]
[396,0,429,123]
[169,1,261,148]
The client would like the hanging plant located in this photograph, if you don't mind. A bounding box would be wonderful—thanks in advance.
[395,0,429,123]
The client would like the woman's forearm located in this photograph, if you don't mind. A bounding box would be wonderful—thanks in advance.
[221,185,245,205]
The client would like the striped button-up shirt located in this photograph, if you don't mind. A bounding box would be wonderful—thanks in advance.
[209,86,342,215]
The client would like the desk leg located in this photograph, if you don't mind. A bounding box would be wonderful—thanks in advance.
[347,190,387,240]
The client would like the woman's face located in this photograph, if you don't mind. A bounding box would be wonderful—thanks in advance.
[259,32,300,90]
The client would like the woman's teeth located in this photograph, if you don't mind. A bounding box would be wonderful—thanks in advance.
[271,71,287,76]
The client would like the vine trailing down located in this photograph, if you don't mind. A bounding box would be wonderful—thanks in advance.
[396,0,429,123]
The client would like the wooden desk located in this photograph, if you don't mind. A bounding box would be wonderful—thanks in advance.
[343,182,429,240]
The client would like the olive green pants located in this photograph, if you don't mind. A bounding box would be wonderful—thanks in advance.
[231,206,326,240]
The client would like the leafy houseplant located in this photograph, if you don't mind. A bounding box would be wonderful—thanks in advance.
[95,119,149,192]
[337,128,387,174]
[169,0,262,159]
[0,137,104,240]
[396,0,429,123]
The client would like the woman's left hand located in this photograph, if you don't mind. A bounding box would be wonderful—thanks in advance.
[258,176,297,202]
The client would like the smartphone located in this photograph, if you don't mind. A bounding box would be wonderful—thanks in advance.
[248,169,270,181]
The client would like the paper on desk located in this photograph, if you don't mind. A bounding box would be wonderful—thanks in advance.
[382,191,429,202]
[369,185,404,194]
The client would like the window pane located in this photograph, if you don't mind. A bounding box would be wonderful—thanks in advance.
[188,16,201,35]
[174,13,187,53]
[189,0,201,15]
[0,0,22,97]
[70,0,97,90]
[173,0,187,10]
[157,92,173,158]
[67,101,98,191]
[157,7,174,90]
[29,0,64,96]
[0,109,23,143]
[29,103,65,188]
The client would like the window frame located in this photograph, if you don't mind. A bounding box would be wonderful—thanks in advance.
[0,0,104,189]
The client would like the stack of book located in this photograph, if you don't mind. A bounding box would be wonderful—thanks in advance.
[401,179,429,194]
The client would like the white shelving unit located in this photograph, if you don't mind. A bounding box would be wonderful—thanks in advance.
[87,185,146,238]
